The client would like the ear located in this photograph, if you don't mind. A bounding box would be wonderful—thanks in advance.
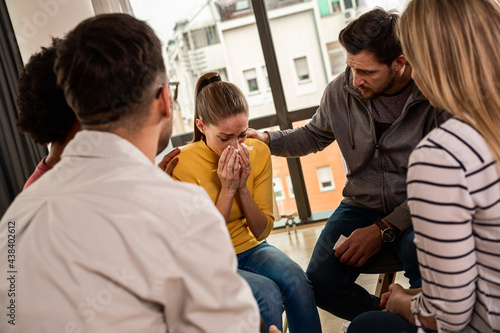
[195,118,205,134]
[158,84,172,119]
[392,55,407,72]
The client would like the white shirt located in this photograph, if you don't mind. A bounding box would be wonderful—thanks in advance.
[0,131,260,333]
[408,118,500,332]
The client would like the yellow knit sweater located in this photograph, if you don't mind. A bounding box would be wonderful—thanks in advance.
[171,138,275,254]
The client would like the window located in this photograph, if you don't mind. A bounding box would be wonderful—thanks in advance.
[331,0,341,13]
[294,56,310,82]
[191,25,220,49]
[327,42,346,76]
[316,166,336,192]
[235,0,250,11]
[216,68,228,81]
[273,177,285,201]
[343,0,354,10]
[244,69,259,93]
[286,174,295,199]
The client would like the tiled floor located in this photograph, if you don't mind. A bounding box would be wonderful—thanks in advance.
[267,221,410,333]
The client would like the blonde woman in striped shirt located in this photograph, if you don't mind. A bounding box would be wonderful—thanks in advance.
[348,0,500,332]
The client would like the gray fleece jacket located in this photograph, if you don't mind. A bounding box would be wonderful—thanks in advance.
[268,67,451,232]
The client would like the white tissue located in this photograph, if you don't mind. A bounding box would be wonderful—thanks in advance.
[241,143,254,151]
[333,235,347,251]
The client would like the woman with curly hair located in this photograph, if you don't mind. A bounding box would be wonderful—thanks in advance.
[16,38,80,189]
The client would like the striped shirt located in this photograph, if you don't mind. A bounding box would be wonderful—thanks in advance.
[407,117,500,333]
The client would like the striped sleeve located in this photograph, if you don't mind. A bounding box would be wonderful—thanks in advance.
[408,119,500,333]
[408,139,477,332]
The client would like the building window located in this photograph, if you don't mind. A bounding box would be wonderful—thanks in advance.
[191,25,220,49]
[286,174,295,199]
[244,69,259,93]
[216,68,228,82]
[327,41,346,76]
[343,0,354,10]
[235,0,250,11]
[331,0,341,12]
[316,166,335,192]
[273,177,285,201]
[294,56,310,82]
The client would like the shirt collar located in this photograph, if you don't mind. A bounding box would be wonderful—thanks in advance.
[62,130,152,165]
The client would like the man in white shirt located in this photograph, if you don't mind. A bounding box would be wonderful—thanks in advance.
[0,13,265,333]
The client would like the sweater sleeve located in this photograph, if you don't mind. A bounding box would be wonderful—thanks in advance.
[250,141,275,241]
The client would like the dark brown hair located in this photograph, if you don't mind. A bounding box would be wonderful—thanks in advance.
[193,72,248,142]
[339,8,402,66]
[16,38,76,145]
[54,13,166,131]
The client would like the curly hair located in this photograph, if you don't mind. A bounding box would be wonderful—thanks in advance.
[339,8,402,66]
[16,37,76,145]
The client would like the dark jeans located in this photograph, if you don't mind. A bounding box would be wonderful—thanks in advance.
[306,203,421,321]
[348,311,418,333]
[238,241,322,333]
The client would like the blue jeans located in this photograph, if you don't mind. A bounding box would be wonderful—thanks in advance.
[238,241,322,333]
[348,311,418,333]
[306,203,421,321]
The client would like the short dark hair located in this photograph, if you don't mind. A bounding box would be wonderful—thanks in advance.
[339,8,402,66]
[16,38,77,145]
[54,14,166,130]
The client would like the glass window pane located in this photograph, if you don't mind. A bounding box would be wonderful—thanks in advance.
[316,166,336,192]
[269,137,298,218]
[243,68,259,93]
[294,56,310,82]
[286,174,295,198]
[273,176,285,201]
[293,119,346,214]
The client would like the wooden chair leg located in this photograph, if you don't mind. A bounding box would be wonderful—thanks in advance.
[374,272,396,298]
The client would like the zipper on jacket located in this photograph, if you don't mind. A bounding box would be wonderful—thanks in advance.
[374,144,380,159]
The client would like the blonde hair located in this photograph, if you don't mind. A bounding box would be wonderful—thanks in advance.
[192,72,249,142]
[399,0,500,164]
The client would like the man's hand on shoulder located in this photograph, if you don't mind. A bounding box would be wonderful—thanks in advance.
[334,224,382,267]
[247,128,270,146]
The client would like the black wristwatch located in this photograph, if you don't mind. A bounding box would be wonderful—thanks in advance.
[375,220,396,243]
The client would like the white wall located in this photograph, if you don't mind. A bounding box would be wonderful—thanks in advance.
[6,0,95,64]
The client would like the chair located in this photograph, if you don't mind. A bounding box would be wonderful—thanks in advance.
[281,212,298,234]
[360,249,404,297]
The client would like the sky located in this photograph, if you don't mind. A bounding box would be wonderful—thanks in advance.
[129,0,208,44]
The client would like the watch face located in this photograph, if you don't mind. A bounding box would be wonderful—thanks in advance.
[382,228,396,242]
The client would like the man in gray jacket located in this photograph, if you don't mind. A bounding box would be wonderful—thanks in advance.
[249,8,450,321]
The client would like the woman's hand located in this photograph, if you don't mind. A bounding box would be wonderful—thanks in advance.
[217,145,240,195]
[237,143,251,190]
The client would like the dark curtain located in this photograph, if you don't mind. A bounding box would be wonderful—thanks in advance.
[0,0,47,217]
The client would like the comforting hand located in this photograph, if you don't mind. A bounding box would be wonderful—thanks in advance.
[157,147,180,177]
[247,128,270,146]
[335,224,382,267]
[217,145,241,195]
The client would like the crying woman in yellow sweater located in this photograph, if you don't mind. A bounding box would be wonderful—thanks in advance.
[166,72,321,333]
